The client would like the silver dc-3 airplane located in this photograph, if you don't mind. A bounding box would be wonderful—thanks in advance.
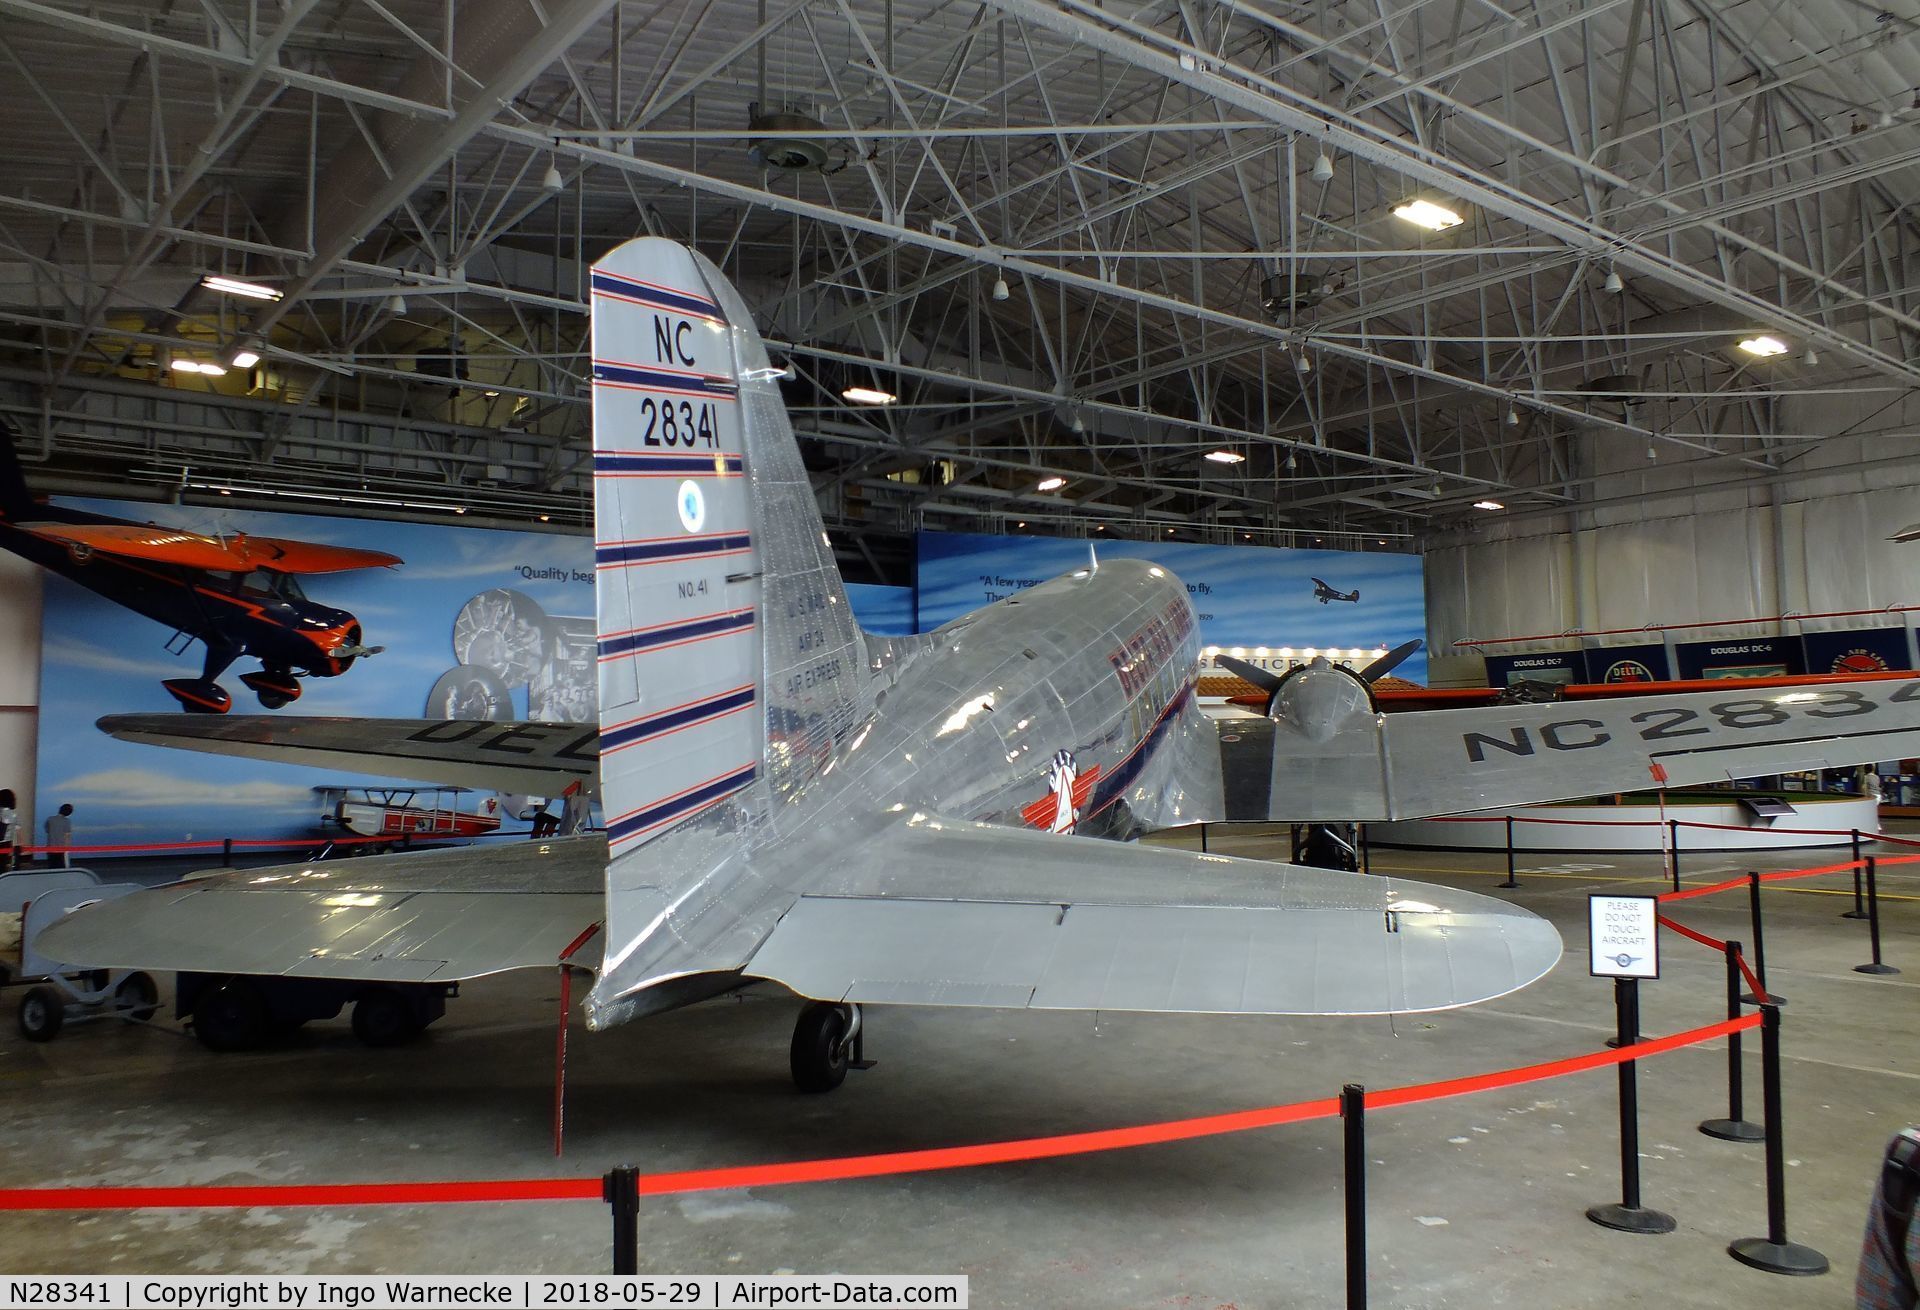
[45,238,1920,1091]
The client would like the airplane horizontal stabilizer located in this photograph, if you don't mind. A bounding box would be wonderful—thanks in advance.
[97,713,597,797]
[31,838,604,980]
[739,814,1560,1016]
[1216,677,1920,821]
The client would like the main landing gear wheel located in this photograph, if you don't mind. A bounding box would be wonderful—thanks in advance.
[351,987,426,1048]
[790,1001,865,1093]
[193,977,271,1051]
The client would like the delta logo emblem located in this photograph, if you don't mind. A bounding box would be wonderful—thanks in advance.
[1602,660,1655,683]
[1831,648,1891,675]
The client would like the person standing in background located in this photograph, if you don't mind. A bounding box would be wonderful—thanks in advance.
[44,804,72,868]
[0,788,16,872]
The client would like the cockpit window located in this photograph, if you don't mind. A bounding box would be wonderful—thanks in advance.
[235,569,306,601]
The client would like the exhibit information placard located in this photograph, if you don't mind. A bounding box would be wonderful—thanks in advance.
[1589,894,1659,979]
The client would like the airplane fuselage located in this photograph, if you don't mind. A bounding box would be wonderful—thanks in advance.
[602,557,1219,1016]
[841,558,1210,835]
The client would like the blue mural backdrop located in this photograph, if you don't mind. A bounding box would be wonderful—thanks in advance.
[843,582,916,636]
[915,531,1428,683]
[33,501,918,845]
[35,498,603,845]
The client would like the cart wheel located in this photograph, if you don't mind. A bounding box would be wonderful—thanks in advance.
[19,986,64,1042]
[114,972,160,1023]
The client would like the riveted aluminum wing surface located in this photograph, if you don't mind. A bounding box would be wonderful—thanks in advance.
[1219,680,1920,821]
[30,838,605,980]
[96,713,598,797]
[741,815,1560,1016]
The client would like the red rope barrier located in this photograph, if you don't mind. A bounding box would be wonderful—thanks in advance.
[0,1178,603,1212]
[0,1009,1764,1211]
[1365,1013,1759,1111]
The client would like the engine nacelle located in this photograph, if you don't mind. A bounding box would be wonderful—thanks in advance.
[1266,657,1378,743]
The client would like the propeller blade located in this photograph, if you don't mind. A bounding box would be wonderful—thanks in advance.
[1215,654,1284,693]
[1359,639,1422,683]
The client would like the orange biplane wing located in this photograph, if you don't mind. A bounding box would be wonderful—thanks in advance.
[19,523,400,574]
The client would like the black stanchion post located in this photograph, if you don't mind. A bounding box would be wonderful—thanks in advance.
[1844,830,1869,919]
[1199,823,1207,854]
[1342,1083,1366,1310]
[1499,816,1519,889]
[1854,856,1900,976]
[1587,978,1676,1233]
[1701,939,1764,1142]
[222,837,233,868]
[604,1166,640,1275]
[1741,872,1786,1006]
[1669,820,1682,894]
[1728,1006,1828,1275]
[1359,824,1371,876]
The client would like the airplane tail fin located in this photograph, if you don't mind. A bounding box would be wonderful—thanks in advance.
[0,422,35,520]
[587,239,871,1021]
[590,238,868,853]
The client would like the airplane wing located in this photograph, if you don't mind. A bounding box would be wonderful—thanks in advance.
[38,812,1558,1017]
[30,838,604,980]
[742,815,1559,1015]
[1223,669,1920,711]
[97,713,597,796]
[18,523,399,573]
[1217,677,1920,821]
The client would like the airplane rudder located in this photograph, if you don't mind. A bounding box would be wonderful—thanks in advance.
[589,238,766,855]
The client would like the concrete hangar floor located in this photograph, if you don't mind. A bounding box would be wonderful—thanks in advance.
[0,829,1912,1308]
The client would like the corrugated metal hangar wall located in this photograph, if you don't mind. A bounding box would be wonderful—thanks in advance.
[1427,391,1920,656]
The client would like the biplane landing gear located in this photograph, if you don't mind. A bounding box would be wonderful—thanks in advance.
[161,678,232,713]
[790,1001,873,1093]
[241,668,302,710]
[163,644,239,713]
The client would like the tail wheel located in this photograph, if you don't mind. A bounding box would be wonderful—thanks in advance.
[790,1002,852,1093]
[114,972,160,1022]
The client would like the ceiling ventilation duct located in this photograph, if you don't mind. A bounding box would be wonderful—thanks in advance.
[1262,272,1345,324]
[748,104,837,172]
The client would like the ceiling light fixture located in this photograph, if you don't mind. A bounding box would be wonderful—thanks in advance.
[1473,499,1505,511]
[1311,151,1334,183]
[1037,476,1067,492]
[1204,449,1246,464]
[1505,405,1520,426]
[1738,334,1790,357]
[229,349,260,370]
[201,274,282,301]
[1803,348,1820,367]
[1294,352,1313,374]
[542,161,565,192]
[1604,269,1625,293]
[841,385,897,405]
[990,276,1010,301]
[1390,198,1463,231]
[168,358,228,376]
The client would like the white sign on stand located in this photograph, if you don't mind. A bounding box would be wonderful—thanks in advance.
[1589,894,1660,979]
